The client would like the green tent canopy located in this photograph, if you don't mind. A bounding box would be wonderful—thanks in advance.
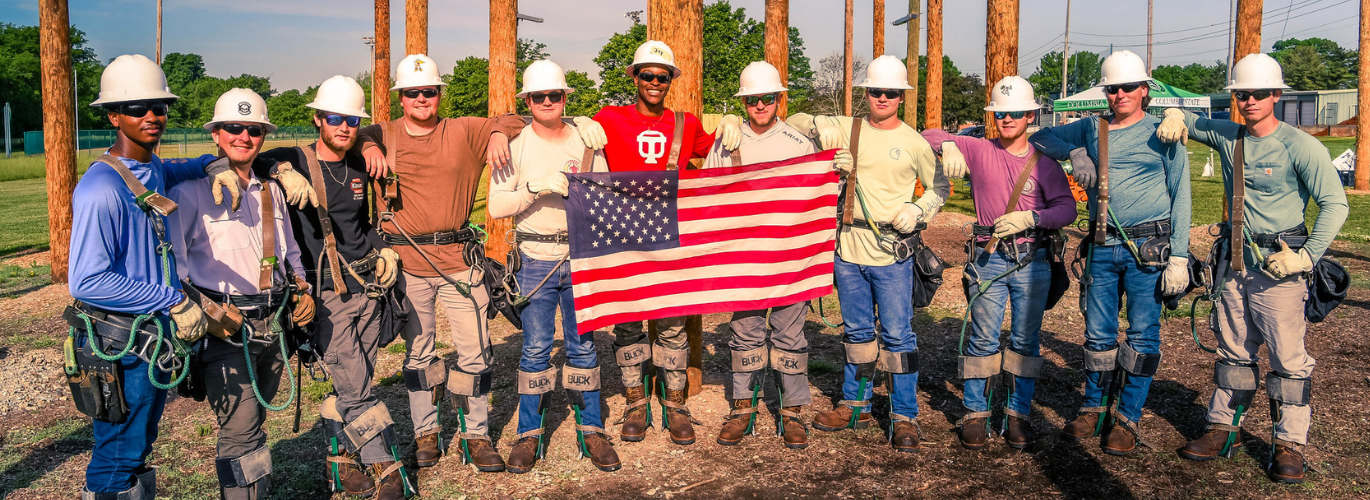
[1052,79,1212,112]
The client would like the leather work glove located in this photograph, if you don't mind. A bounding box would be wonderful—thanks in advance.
[717,114,743,151]
[292,291,316,326]
[1069,147,1098,189]
[206,156,242,211]
[992,210,1038,239]
[832,149,854,176]
[376,248,400,289]
[891,203,924,233]
[1156,108,1189,145]
[527,172,570,197]
[170,295,209,342]
[1264,241,1315,279]
[273,162,318,209]
[1161,255,1191,296]
[940,141,969,180]
[572,116,608,150]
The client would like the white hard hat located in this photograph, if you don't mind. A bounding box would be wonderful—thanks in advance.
[1225,53,1291,91]
[984,76,1039,112]
[89,54,178,107]
[625,40,682,79]
[204,88,276,133]
[856,55,914,90]
[734,61,787,97]
[307,76,370,118]
[1097,50,1153,86]
[391,54,444,90]
[518,60,576,98]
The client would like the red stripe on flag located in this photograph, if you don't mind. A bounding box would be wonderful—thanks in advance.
[577,286,832,333]
[570,240,836,284]
[679,218,836,246]
[677,173,834,198]
[678,150,839,179]
[677,195,839,223]
[573,261,834,310]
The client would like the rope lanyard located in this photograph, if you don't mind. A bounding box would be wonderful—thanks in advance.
[1186,226,1267,354]
[240,299,298,412]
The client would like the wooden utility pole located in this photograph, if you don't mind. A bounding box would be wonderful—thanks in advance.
[156,0,162,63]
[374,0,391,123]
[1231,0,1262,125]
[925,0,942,130]
[1061,0,1070,101]
[902,0,921,128]
[765,0,790,117]
[486,0,517,260]
[1356,0,1369,190]
[1146,0,1153,75]
[40,0,75,283]
[984,0,1019,139]
[406,0,428,55]
[874,0,886,57]
[844,0,854,116]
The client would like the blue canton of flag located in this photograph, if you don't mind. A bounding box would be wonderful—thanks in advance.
[565,171,682,259]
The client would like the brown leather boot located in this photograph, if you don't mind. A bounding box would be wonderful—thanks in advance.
[890,419,921,453]
[462,438,506,472]
[369,461,407,500]
[662,389,696,445]
[414,431,442,468]
[780,407,809,450]
[1102,424,1138,456]
[326,451,375,497]
[1062,411,1102,440]
[619,385,650,442]
[957,416,989,450]
[717,399,756,446]
[1268,441,1307,484]
[504,436,540,474]
[812,405,874,432]
[1179,428,1241,461]
[1005,415,1035,450]
[582,433,622,472]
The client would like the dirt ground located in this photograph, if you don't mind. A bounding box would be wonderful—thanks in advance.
[3,212,1370,499]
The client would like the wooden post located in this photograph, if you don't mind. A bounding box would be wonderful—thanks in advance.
[984,0,1019,139]
[1357,0,1369,191]
[903,0,920,128]
[486,0,517,260]
[874,0,885,57]
[925,0,942,130]
[844,0,854,116]
[1146,0,1153,75]
[40,0,75,284]
[406,0,428,55]
[374,0,391,123]
[765,0,790,118]
[156,0,162,63]
[1231,0,1261,126]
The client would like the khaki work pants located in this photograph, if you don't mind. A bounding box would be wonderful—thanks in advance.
[400,269,492,436]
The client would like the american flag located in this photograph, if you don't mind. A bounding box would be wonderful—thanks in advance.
[565,150,839,333]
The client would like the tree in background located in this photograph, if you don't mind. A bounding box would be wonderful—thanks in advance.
[442,38,602,118]
[0,23,106,138]
[798,52,865,117]
[1151,62,1227,94]
[1027,51,1103,99]
[1271,37,1357,90]
[916,55,985,131]
[595,23,647,107]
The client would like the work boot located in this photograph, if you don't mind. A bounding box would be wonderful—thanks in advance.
[326,451,375,497]
[463,438,506,473]
[890,420,921,453]
[812,405,874,431]
[1179,428,1241,461]
[582,433,622,472]
[619,385,650,442]
[717,399,755,446]
[663,389,696,445]
[780,407,809,450]
[1005,415,1035,450]
[1062,411,1102,440]
[1102,424,1138,456]
[369,461,406,500]
[1268,442,1307,484]
[415,432,442,468]
[957,417,989,450]
[504,436,540,474]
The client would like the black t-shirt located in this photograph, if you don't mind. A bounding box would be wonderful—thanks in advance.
[258,144,385,294]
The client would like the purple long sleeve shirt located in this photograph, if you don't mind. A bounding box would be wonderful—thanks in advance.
[923,129,1077,241]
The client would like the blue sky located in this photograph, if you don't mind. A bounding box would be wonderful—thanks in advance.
[2,0,1361,92]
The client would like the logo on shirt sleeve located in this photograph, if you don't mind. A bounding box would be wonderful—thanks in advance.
[637,130,668,164]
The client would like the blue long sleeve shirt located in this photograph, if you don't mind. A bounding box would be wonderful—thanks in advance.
[1029,114,1191,257]
[69,154,215,314]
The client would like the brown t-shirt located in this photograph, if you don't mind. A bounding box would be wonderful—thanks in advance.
[358,115,524,276]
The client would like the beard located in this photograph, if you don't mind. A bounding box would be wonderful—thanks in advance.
[322,131,355,152]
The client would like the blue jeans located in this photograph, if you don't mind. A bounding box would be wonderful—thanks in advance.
[515,256,602,434]
[963,247,1050,416]
[83,331,169,493]
[834,255,919,419]
[1082,244,1163,422]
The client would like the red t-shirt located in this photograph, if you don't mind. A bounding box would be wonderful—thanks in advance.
[592,106,715,171]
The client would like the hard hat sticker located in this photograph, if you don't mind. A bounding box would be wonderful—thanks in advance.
[238,102,252,115]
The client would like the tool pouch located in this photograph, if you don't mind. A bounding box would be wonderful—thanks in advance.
[68,344,129,423]
[908,236,945,309]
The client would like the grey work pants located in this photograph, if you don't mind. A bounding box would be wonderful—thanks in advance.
[614,316,688,390]
[202,316,284,500]
[1209,268,1315,444]
[315,289,391,463]
[400,269,492,436]
[728,301,812,407]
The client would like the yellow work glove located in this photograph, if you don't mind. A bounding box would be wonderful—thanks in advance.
[273,162,318,209]
[572,116,608,150]
[717,114,743,151]
[991,210,1038,239]
[526,172,570,197]
[1264,241,1314,279]
[1156,108,1189,145]
[1161,255,1191,295]
[940,141,969,179]
[206,156,242,211]
[891,203,924,233]
[291,291,316,326]
[376,248,400,289]
[832,149,854,176]
[169,295,208,342]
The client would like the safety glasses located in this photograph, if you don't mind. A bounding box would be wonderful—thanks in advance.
[323,114,362,127]
[993,111,1029,120]
[744,94,777,106]
[1104,83,1143,95]
[220,123,266,137]
[637,72,673,84]
[866,88,903,100]
[115,102,170,118]
[1233,90,1275,102]
[528,92,565,104]
[401,88,439,99]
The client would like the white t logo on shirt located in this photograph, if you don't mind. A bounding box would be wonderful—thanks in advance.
[637,130,668,164]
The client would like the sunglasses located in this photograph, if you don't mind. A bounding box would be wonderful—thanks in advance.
[220,123,265,137]
[744,94,778,106]
[528,92,564,104]
[866,88,903,99]
[115,102,170,118]
[1104,83,1144,95]
[323,114,362,127]
[637,72,673,84]
[1233,90,1275,102]
[993,111,1029,120]
[401,88,439,99]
